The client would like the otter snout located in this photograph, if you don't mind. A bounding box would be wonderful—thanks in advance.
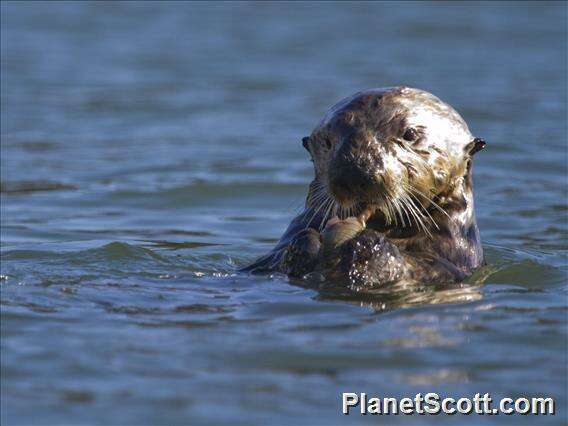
[328,133,384,204]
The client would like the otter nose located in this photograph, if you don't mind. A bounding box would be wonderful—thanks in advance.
[336,160,375,192]
[328,132,383,202]
[329,151,377,202]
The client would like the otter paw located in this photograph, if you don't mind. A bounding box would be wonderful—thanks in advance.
[338,229,405,288]
[282,228,322,277]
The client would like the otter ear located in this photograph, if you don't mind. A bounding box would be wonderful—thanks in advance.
[302,136,310,151]
[466,137,486,156]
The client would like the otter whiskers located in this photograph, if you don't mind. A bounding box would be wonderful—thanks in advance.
[305,180,338,230]
[306,176,450,240]
[405,185,452,222]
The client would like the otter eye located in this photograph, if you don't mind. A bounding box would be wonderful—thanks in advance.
[403,128,418,142]
[302,136,310,151]
[323,138,332,150]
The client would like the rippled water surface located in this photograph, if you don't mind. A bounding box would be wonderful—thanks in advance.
[1,2,567,425]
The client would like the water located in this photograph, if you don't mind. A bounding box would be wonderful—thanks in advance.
[1,2,566,425]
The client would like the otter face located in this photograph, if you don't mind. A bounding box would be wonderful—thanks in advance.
[302,87,484,231]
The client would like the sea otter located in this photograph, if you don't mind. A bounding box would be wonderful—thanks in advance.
[241,87,486,289]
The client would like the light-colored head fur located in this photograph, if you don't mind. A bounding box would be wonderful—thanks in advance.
[302,87,484,238]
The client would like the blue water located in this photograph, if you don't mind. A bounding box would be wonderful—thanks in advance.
[1,2,567,425]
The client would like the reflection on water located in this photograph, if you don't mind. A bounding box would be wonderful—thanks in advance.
[294,277,484,312]
[1,2,567,425]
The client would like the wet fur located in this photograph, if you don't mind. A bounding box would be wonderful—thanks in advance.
[241,87,484,288]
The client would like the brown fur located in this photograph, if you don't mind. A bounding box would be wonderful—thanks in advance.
[242,87,485,289]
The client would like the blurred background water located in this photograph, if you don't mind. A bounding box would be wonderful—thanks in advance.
[1,1,567,425]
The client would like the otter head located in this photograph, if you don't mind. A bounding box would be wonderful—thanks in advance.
[302,87,485,235]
